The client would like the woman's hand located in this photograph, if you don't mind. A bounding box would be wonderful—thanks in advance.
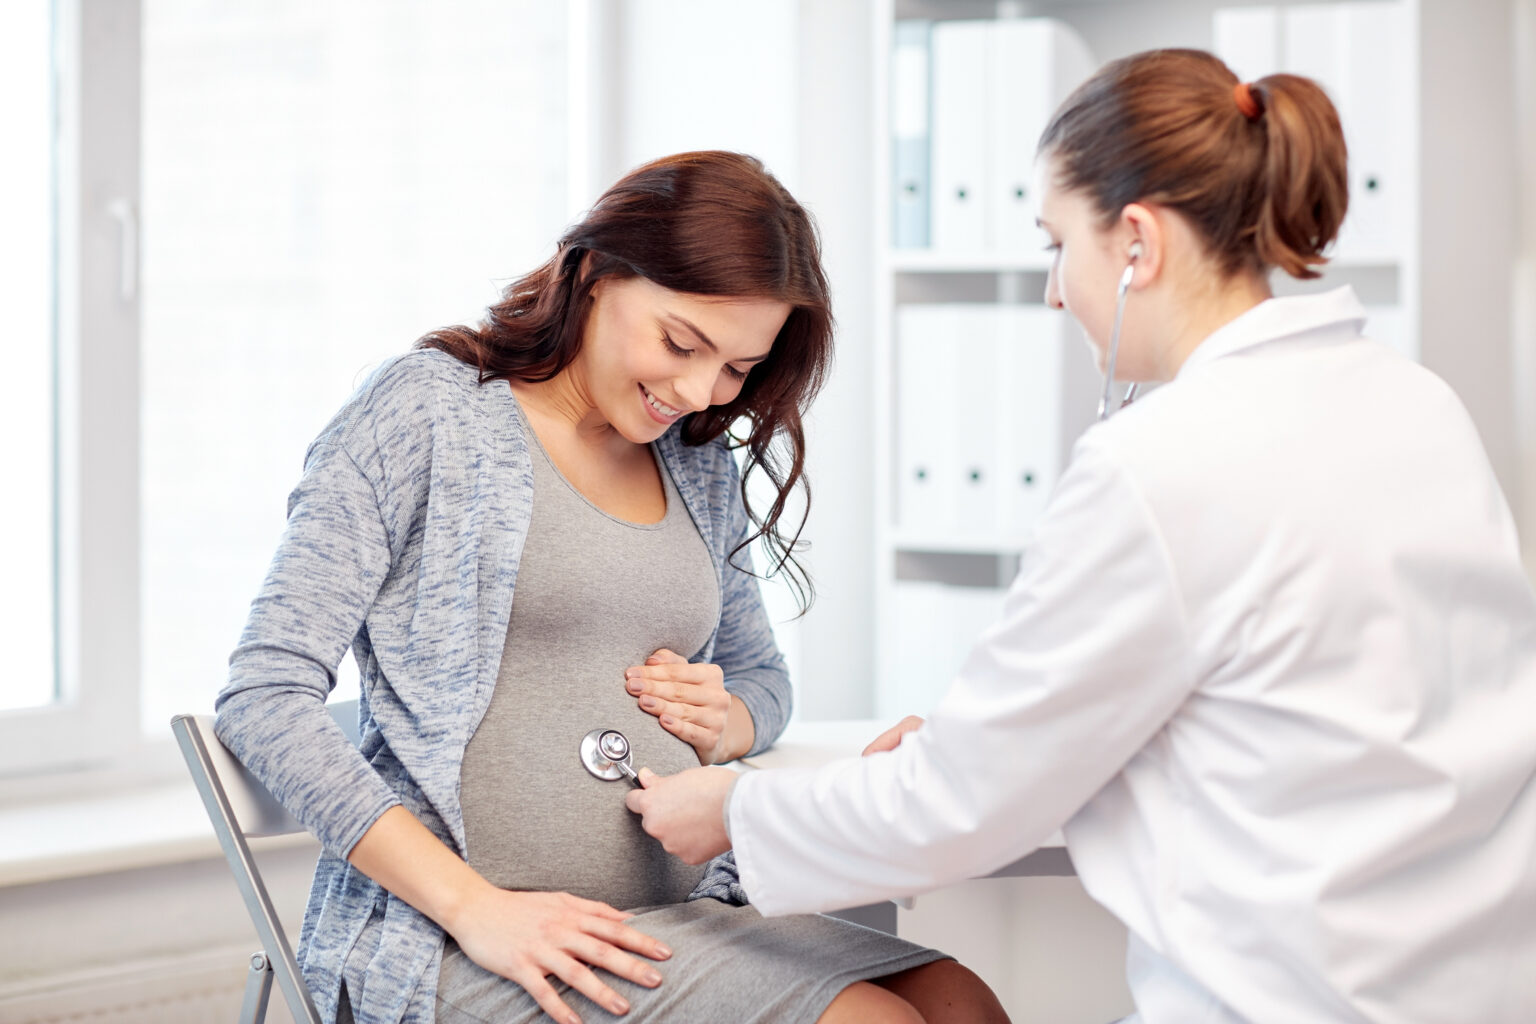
[347,807,670,1023]
[447,887,672,1024]
[625,766,737,865]
[862,715,925,756]
[626,649,753,764]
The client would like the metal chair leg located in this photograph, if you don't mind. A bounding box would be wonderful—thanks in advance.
[239,951,274,1024]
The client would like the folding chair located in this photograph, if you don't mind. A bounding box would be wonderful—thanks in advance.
[171,701,359,1024]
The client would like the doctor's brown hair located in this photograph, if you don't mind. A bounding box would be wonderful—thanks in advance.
[417,150,832,610]
[1038,49,1348,280]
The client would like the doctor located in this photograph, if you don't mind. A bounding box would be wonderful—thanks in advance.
[628,49,1536,1024]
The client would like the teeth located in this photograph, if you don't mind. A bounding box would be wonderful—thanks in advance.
[645,389,681,417]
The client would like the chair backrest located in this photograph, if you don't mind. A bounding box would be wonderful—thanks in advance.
[172,701,359,1024]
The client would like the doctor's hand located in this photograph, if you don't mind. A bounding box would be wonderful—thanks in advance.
[625,766,736,865]
[862,715,925,756]
[626,649,753,765]
[448,887,670,1023]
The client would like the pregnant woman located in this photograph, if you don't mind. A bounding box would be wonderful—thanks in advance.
[214,151,1006,1024]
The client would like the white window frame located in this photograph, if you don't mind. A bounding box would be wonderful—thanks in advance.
[0,0,141,777]
[1,0,606,784]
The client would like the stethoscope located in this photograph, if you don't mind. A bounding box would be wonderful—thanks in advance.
[579,728,642,787]
[1098,246,1142,421]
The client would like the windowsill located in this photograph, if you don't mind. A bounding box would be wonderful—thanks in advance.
[0,777,316,889]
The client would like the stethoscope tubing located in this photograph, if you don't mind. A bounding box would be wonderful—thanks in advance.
[1098,262,1140,420]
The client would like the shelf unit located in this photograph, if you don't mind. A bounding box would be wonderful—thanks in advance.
[867,0,1524,718]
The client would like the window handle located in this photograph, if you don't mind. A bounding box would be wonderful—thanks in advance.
[105,198,138,303]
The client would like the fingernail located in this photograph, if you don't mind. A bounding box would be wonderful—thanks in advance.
[628,680,644,694]
[625,668,639,679]
[643,969,663,985]
[566,1014,581,1024]
[655,944,672,958]
[660,714,675,726]
[610,996,629,1014]
[640,696,657,709]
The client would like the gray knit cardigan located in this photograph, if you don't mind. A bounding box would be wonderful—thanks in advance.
[215,349,790,1024]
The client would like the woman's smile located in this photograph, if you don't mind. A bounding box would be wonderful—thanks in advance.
[640,384,685,423]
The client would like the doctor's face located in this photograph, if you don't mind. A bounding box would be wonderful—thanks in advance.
[576,275,789,444]
[1037,156,1140,378]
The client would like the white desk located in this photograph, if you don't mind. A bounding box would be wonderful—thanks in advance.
[737,719,1074,931]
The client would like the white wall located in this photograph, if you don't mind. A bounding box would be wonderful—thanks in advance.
[1416,0,1522,526]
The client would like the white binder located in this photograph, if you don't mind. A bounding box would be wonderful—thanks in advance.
[1330,2,1408,261]
[896,304,963,535]
[929,20,993,251]
[997,307,1067,536]
[990,21,1054,253]
[989,20,1096,253]
[951,306,1002,536]
[896,304,1005,537]
[891,20,932,249]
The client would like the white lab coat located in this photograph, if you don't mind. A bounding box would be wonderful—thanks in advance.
[730,288,1536,1023]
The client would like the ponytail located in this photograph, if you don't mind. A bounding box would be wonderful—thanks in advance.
[1246,74,1349,279]
[1038,49,1349,280]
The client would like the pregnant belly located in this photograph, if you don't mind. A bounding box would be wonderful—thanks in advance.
[459,690,710,910]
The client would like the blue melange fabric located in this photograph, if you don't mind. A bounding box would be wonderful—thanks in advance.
[215,349,792,1024]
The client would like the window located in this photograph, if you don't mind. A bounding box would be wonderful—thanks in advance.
[0,0,574,775]
[0,2,57,718]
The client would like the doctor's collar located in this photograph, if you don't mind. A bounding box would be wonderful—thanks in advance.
[1176,286,1368,378]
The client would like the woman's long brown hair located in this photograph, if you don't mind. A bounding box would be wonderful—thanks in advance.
[417,151,833,612]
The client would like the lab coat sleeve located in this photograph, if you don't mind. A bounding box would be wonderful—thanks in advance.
[729,440,1196,915]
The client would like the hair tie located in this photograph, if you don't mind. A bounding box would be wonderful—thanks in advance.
[1234,81,1262,121]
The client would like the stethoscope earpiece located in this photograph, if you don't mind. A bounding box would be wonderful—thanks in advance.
[1099,250,1142,420]
[580,727,642,786]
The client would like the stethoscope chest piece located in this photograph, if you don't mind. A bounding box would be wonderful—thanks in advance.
[580,728,641,786]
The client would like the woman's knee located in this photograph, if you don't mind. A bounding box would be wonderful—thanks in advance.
[816,980,926,1024]
[874,959,1010,1024]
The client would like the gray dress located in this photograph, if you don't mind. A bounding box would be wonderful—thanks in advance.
[435,405,947,1023]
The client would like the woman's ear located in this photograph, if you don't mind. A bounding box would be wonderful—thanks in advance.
[1119,203,1163,289]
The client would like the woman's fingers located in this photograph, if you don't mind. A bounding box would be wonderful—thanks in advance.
[645,648,686,665]
[656,712,711,747]
[566,931,666,989]
[553,956,633,1018]
[627,670,724,703]
[561,893,636,923]
[586,911,673,962]
[862,715,926,756]
[624,767,736,864]
[515,969,586,1024]
[625,654,731,763]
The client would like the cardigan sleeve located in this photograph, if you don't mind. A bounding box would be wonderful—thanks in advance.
[215,438,402,859]
[709,445,793,757]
